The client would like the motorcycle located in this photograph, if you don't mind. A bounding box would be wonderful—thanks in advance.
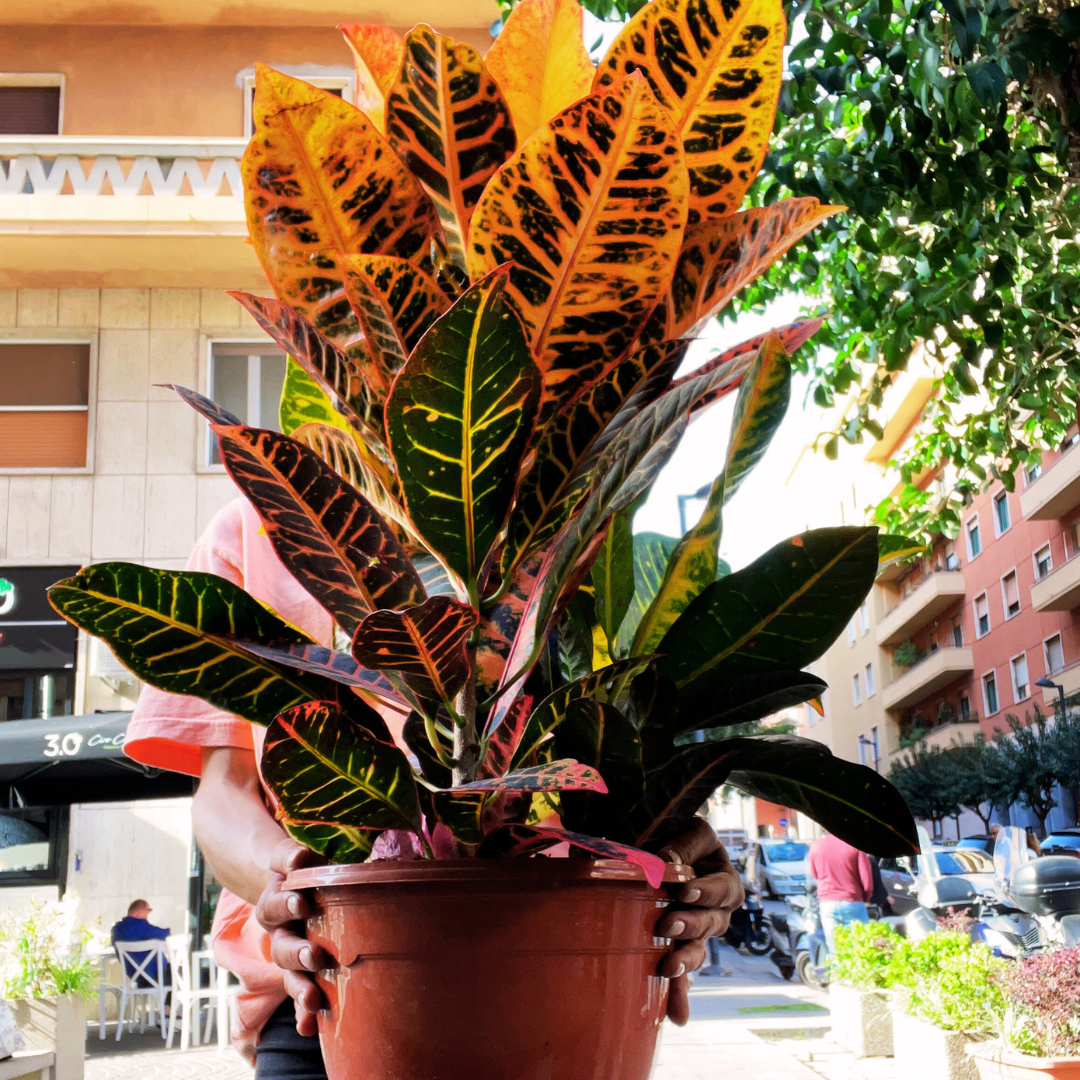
[765,884,829,989]
[724,888,772,955]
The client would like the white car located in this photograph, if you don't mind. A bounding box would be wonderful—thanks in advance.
[748,839,810,898]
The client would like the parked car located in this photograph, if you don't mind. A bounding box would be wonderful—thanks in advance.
[747,839,810,898]
[957,834,995,854]
[1041,829,1080,857]
[879,847,997,915]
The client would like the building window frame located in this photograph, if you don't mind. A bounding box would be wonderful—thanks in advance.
[852,673,862,707]
[974,591,991,639]
[993,490,1012,536]
[1034,543,1054,581]
[1044,633,1065,677]
[0,331,98,476]
[982,669,1000,717]
[0,73,65,135]
[241,68,355,138]
[864,661,876,698]
[847,618,857,646]
[1001,568,1021,621]
[1010,651,1030,704]
[966,514,982,560]
[858,601,870,636]
[1025,461,1043,486]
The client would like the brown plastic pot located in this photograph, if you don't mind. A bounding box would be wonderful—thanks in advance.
[286,856,693,1080]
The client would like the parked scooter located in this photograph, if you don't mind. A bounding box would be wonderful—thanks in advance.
[766,884,829,989]
[724,888,772,955]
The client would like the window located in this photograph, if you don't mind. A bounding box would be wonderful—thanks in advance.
[0,342,90,468]
[1002,571,1021,619]
[859,601,870,636]
[852,673,862,706]
[1035,544,1054,580]
[994,491,1011,535]
[0,808,66,887]
[243,72,353,136]
[1065,433,1080,451]
[952,618,964,647]
[946,551,961,571]
[0,76,63,135]
[1011,653,1030,703]
[0,671,75,722]
[974,592,990,638]
[966,516,982,559]
[804,702,817,727]
[983,671,999,716]
[959,695,971,721]
[1046,634,1065,676]
[207,343,288,464]
[847,619,857,646]
[1026,462,1043,485]
[865,662,876,697]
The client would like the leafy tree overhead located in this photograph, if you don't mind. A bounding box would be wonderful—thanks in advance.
[947,737,1010,830]
[888,742,965,831]
[994,710,1061,835]
[557,0,1080,539]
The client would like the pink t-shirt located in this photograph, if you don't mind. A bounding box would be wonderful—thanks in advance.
[807,834,874,903]
[124,496,402,1055]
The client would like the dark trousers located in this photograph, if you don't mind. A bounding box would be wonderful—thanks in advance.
[255,1001,327,1080]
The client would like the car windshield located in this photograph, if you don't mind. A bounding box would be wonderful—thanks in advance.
[762,842,809,864]
[934,850,994,875]
[1045,834,1080,850]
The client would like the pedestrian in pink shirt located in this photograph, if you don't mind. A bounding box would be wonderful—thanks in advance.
[808,832,874,947]
[124,497,745,1078]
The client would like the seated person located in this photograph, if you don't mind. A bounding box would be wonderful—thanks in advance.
[111,900,170,985]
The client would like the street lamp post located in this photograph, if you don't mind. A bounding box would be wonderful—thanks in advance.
[1036,676,1067,724]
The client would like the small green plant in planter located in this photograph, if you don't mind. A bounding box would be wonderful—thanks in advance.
[47,0,919,1075]
[831,921,906,992]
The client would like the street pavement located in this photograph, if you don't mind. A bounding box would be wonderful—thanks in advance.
[84,947,896,1080]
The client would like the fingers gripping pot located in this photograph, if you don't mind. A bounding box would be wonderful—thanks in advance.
[286,858,694,1080]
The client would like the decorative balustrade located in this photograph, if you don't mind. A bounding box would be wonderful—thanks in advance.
[0,137,246,201]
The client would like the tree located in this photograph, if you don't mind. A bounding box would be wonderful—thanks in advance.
[1047,708,1080,824]
[994,709,1060,835]
[889,742,965,832]
[945,737,1010,831]
[561,0,1080,539]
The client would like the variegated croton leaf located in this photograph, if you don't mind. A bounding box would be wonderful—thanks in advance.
[468,74,689,415]
[215,425,425,636]
[386,271,541,589]
[263,701,424,842]
[352,596,479,704]
[595,0,787,223]
[386,26,516,271]
[48,565,329,725]
[451,758,608,793]
[338,22,404,133]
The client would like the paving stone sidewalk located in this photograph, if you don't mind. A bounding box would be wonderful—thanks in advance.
[83,948,899,1080]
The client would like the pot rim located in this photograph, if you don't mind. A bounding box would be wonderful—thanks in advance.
[286,856,693,890]
[967,1041,1080,1069]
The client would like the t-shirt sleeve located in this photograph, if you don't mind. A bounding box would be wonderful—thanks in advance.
[123,502,256,778]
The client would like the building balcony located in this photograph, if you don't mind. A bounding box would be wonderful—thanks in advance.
[882,647,974,711]
[1020,443,1080,521]
[1031,553,1080,613]
[876,571,965,647]
[0,137,262,288]
[1041,661,1080,707]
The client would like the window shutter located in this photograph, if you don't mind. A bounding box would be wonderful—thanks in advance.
[0,86,61,135]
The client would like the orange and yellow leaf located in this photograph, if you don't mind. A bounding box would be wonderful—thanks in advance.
[337,22,404,133]
[386,27,516,272]
[468,73,689,416]
[486,0,595,144]
[595,0,787,222]
[643,198,843,342]
[242,65,442,364]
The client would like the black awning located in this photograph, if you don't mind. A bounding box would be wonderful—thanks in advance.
[0,712,195,805]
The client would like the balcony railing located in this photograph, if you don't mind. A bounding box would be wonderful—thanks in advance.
[0,137,245,200]
[877,569,965,647]
[882,646,975,711]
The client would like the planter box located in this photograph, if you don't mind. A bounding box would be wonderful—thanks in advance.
[893,1010,978,1080]
[829,984,893,1057]
[969,1042,1080,1080]
[10,995,86,1080]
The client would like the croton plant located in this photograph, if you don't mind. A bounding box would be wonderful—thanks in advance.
[50,0,919,882]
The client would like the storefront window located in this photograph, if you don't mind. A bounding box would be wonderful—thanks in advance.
[0,808,65,886]
[0,670,75,722]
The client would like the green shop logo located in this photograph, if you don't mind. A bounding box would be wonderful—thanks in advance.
[0,578,15,617]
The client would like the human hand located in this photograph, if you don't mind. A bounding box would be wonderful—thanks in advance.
[255,838,328,1036]
[656,817,745,1025]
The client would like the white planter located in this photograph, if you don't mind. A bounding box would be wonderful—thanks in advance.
[893,1009,978,1080]
[829,984,893,1057]
[10,994,85,1080]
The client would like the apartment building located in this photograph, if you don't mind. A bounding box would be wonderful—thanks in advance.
[0,0,497,932]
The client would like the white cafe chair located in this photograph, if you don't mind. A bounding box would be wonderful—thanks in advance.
[166,934,229,1050]
[113,939,170,1041]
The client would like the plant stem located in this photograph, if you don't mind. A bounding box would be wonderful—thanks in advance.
[452,636,480,785]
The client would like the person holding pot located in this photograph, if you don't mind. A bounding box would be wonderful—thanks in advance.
[123,497,746,1078]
